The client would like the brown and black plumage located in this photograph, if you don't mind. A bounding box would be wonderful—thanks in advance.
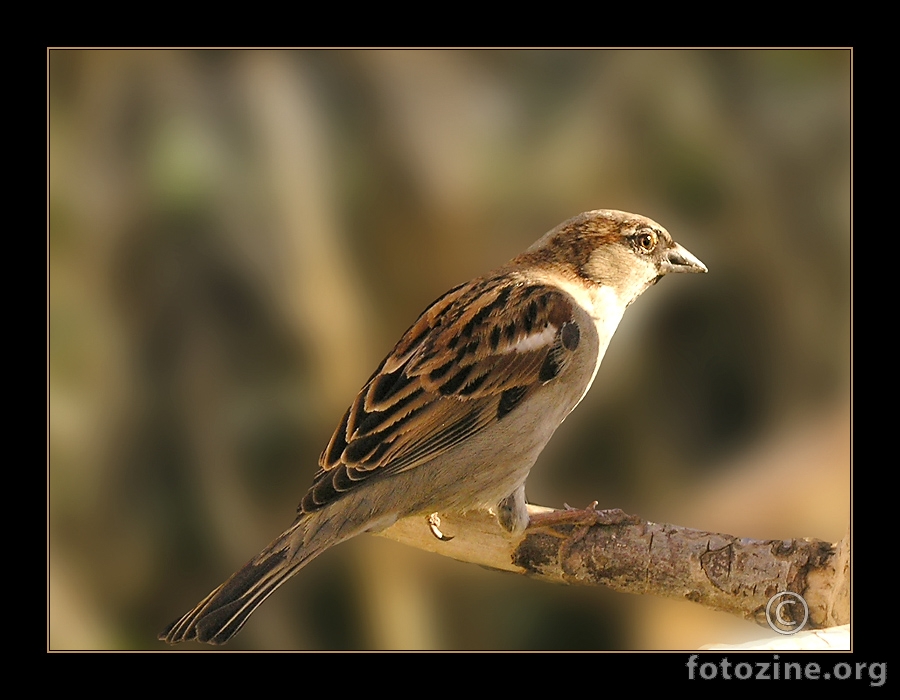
[160,209,706,645]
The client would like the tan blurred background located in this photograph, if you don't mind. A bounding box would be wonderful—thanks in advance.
[48,49,851,650]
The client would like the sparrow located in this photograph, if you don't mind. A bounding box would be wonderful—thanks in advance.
[159,209,706,645]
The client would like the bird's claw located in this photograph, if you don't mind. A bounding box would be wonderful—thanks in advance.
[427,512,454,541]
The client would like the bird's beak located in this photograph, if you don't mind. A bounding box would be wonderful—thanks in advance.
[661,243,707,274]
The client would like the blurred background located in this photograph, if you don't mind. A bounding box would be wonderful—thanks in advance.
[48,49,851,650]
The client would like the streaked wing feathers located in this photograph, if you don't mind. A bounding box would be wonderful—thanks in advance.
[300,276,577,514]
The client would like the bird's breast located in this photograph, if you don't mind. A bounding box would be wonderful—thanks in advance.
[546,280,627,414]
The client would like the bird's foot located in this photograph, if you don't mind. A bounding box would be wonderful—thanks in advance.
[497,488,529,536]
[532,503,639,528]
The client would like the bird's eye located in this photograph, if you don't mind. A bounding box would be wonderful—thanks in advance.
[634,230,658,254]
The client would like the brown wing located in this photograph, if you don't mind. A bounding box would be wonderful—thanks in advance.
[299,275,581,514]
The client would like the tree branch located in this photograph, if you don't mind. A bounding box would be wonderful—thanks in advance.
[376,504,849,631]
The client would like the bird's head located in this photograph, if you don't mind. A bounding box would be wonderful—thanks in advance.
[518,209,707,307]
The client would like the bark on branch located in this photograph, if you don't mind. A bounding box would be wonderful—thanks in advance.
[377,504,849,631]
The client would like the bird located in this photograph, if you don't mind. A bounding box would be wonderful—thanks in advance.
[159,209,707,645]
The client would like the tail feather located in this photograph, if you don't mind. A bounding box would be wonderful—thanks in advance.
[159,521,319,645]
